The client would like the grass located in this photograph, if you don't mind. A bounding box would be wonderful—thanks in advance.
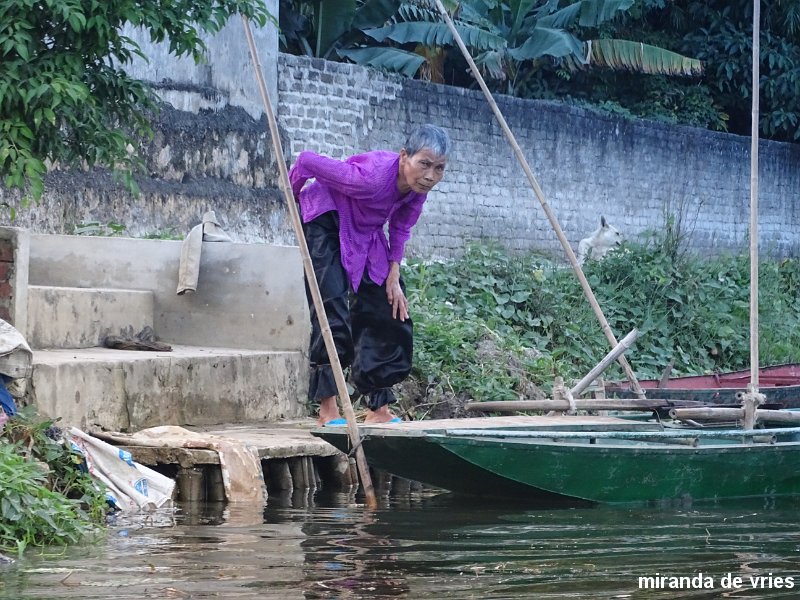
[398,236,800,418]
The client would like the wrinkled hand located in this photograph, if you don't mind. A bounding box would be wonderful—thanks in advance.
[386,263,409,321]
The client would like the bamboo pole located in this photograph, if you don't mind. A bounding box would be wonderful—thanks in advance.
[742,0,764,430]
[431,0,645,399]
[241,16,378,510]
[672,407,800,425]
[570,329,638,398]
[446,426,800,440]
[465,398,704,413]
[749,0,761,392]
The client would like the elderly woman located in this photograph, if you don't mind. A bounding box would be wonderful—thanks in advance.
[289,124,451,425]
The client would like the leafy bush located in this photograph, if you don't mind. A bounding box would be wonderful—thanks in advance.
[401,237,800,415]
[0,409,107,554]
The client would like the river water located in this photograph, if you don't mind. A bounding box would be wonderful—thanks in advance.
[2,490,800,599]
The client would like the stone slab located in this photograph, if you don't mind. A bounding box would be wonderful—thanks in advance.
[27,345,308,432]
[105,421,339,467]
[27,285,155,349]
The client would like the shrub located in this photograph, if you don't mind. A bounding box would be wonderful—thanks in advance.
[401,238,800,416]
[0,409,107,554]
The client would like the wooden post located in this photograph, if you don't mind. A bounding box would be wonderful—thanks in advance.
[206,465,227,502]
[176,467,205,502]
[431,0,645,400]
[570,329,639,398]
[323,453,354,491]
[268,459,294,491]
[288,457,308,490]
[241,16,377,509]
[310,457,322,489]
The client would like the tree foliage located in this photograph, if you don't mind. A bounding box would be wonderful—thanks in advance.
[279,0,701,94]
[281,0,799,144]
[533,0,799,141]
[0,0,272,199]
[675,0,800,141]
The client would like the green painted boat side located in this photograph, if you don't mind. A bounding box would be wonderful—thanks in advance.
[313,427,580,502]
[429,436,800,504]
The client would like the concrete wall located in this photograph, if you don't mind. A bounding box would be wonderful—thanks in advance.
[121,0,279,118]
[278,54,800,260]
[27,235,308,352]
[0,104,295,246]
[0,228,29,333]
[1,20,798,262]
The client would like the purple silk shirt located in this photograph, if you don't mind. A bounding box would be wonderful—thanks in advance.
[289,150,427,291]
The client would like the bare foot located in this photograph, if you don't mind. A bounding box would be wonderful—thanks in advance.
[316,396,342,426]
[363,405,399,424]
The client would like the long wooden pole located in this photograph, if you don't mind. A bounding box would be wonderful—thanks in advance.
[241,16,378,509]
[465,398,702,412]
[431,0,645,399]
[749,0,761,391]
[741,0,763,430]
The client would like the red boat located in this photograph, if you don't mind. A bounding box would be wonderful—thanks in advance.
[605,363,800,407]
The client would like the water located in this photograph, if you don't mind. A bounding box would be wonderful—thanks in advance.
[2,491,800,599]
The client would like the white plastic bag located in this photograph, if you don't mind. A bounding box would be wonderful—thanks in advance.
[67,427,175,512]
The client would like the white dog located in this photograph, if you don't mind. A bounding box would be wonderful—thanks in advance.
[577,216,623,265]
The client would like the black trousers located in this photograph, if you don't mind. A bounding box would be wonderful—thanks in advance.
[303,211,413,410]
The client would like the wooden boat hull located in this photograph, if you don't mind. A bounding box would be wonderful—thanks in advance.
[313,415,659,502]
[314,416,800,504]
[429,434,800,504]
[320,428,569,501]
[606,363,800,406]
[312,416,655,506]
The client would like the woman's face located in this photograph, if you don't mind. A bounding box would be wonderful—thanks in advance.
[398,148,447,194]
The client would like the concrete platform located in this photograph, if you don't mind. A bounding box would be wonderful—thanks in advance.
[102,421,340,466]
[28,345,308,432]
[27,285,155,349]
[94,420,358,501]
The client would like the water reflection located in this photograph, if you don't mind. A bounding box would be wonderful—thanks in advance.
[2,490,800,599]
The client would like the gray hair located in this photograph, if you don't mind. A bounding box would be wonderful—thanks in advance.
[403,124,452,158]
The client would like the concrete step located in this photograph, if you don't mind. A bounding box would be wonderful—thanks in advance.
[27,285,155,349]
[26,345,308,432]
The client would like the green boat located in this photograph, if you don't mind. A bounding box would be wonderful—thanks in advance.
[313,416,800,505]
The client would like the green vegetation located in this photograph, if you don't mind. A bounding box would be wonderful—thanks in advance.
[70,220,184,240]
[0,408,108,554]
[0,0,273,199]
[280,0,800,144]
[400,233,800,417]
[280,0,700,86]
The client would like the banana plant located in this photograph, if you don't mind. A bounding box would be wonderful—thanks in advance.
[279,0,701,84]
[535,1,702,76]
[356,0,701,85]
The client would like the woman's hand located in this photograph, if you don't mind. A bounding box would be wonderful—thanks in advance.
[386,262,409,321]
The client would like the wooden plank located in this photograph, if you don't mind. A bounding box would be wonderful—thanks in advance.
[359,414,661,432]
[465,399,705,412]
[119,445,219,467]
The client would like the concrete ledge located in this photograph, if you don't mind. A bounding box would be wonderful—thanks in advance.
[27,345,308,432]
[27,285,155,349]
[28,234,310,351]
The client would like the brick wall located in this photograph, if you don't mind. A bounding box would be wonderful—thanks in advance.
[0,239,14,323]
[0,228,29,332]
[278,53,800,260]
